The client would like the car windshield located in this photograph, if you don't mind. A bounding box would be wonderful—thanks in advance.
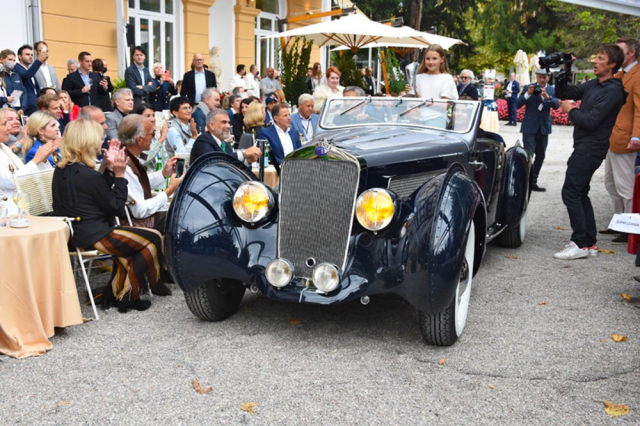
[319,97,480,133]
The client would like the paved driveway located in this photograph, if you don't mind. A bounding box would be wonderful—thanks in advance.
[1,124,639,424]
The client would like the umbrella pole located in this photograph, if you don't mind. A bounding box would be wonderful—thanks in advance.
[380,50,390,95]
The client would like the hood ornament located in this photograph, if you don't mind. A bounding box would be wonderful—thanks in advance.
[314,138,332,157]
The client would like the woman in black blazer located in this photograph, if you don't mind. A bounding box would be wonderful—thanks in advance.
[52,119,165,313]
[91,58,114,112]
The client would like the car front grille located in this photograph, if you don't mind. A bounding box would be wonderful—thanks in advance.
[278,158,359,276]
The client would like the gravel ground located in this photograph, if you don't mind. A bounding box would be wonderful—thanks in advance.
[1,123,639,425]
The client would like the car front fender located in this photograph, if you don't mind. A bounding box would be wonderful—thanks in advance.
[497,145,531,228]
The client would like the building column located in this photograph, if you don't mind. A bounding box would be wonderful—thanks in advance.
[183,0,215,68]
[234,4,260,71]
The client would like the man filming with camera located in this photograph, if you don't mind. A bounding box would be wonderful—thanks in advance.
[553,45,627,260]
[517,69,559,192]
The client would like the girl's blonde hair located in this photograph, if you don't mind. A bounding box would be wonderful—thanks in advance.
[58,118,103,169]
[243,100,265,129]
[417,44,450,75]
[22,111,55,156]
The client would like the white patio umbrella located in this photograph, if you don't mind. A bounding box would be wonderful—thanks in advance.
[331,34,466,52]
[530,52,540,81]
[514,49,530,85]
[261,13,431,52]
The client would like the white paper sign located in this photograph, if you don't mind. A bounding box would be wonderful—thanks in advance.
[608,214,640,235]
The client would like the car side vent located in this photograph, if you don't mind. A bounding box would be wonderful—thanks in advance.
[388,171,440,199]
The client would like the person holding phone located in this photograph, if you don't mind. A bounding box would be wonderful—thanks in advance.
[33,41,60,91]
[149,62,176,112]
[91,58,114,112]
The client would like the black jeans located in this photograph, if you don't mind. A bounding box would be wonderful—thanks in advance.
[523,131,549,185]
[561,150,603,248]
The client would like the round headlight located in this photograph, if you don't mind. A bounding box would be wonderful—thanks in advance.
[265,258,294,288]
[355,188,395,231]
[312,263,341,293]
[233,181,274,223]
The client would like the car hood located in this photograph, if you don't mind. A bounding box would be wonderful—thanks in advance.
[313,126,471,168]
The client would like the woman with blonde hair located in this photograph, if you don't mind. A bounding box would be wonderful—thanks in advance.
[239,100,266,148]
[312,66,344,112]
[58,90,80,126]
[274,88,287,105]
[0,108,59,215]
[22,111,61,167]
[52,119,165,313]
[414,44,458,100]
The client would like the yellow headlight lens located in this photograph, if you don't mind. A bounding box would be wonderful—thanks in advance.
[355,189,395,231]
[233,182,273,223]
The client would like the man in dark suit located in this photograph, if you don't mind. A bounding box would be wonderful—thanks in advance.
[62,51,109,108]
[257,103,302,165]
[124,46,156,105]
[180,53,217,106]
[458,69,480,100]
[190,108,261,165]
[517,69,559,191]
[14,45,47,115]
[505,72,520,125]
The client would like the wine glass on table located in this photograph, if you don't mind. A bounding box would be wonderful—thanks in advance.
[12,191,30,220]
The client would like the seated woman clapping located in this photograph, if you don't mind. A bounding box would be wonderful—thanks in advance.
[52,119,166,313]
[0,109,59,215]
[117,114,183,232]
[22,111,61,168]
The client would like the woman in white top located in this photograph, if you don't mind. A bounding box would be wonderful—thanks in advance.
[414,44,459,100]
[313,66,345,113]
[0,108,59,215]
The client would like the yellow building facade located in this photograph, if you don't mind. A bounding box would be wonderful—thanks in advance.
[2,0,334,92]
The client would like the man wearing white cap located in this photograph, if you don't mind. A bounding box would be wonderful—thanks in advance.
[516,68,559,192]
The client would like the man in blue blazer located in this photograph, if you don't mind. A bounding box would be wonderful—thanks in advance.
[290,93,319,143]
[516,68,559,191]
[505,72,520,125]
[14,45,47,115]
[257,103,302,166]
[125,46,156,105]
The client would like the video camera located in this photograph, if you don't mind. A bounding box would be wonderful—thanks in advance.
[538,52,575,86]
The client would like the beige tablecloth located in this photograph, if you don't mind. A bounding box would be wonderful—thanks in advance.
[0,216,83,359]
[252,165,279,188]
[480,110,500,133]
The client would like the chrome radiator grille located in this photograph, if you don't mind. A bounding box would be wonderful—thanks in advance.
[278,158,359,275]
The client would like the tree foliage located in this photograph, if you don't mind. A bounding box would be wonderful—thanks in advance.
[279,37,314,105]
[330,51,366,89]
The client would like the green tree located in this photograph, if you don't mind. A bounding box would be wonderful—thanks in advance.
[279,37,314,105]
[330,51,366,89]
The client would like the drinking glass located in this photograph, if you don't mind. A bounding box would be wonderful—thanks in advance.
[12,191,30,219]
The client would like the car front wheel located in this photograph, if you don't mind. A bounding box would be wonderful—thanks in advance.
[419,221,475,346]
[184,278,246,321]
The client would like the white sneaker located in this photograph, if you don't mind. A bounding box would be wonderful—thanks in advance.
[553,242,589,260]
[588,244,598,257]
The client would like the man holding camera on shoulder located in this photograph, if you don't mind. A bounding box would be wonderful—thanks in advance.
[517,68,559,192]
[553,44,627,260]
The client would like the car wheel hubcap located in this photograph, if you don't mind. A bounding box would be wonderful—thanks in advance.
[455,222,474,336]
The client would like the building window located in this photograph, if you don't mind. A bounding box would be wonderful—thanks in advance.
[128,0,176,76]
[255,0,285,73]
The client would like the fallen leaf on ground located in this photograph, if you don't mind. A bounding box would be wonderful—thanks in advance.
[240,402,258,415]
[562,265,571,269]
[554,226,563,230]
[505,255,517,260]
[599,249,616,254]
[243,306,253,313]
[438,358,446,365]
[57,401,69,405]
[611,333,628,342]
[603,400,629,417]
[287,317,302,325]
[82,318,92,323]
[538,301,547,305]
[192,379,213,394]
[488,383,495,389]
[621,293,633,301]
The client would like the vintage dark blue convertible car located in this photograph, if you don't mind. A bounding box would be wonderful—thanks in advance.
[165,97,531,346]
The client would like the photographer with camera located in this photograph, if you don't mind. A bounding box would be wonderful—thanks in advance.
[552,45,627,260]
[516,69,559,192]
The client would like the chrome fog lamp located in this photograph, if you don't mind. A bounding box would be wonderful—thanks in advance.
[265,258,294,288]
[312,263,341,293]
[232,181,274,223]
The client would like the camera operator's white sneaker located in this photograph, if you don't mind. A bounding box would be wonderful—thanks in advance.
[553,242,589,260]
